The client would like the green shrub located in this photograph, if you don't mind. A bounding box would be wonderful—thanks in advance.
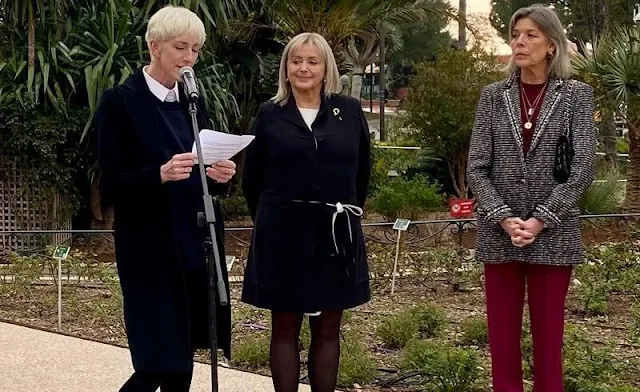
[370,175,445,220]
[617,137,629,154]
[412,303,447,338]
[384,114,420,145]
[580,243,640,294]
[369,145,423,194]
[232,333,270,369]
[220,195,250,220]
[563,325,622,392]
[460,316,488,346]
[574,280,609,316]
[579,167,623,214]
[572,242,640,317]
[337,332,376,387]
[376,304,447,349]
[0,101,88,217]
[402,340,482,392]
[376,311,419,349]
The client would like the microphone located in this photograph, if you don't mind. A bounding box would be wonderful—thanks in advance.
[180,66,199,102]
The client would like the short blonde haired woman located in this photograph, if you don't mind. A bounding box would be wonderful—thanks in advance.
[241,32,372,392]
[467,5,596,392]
[96,6,235,391]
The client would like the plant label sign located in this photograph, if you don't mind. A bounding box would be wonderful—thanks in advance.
[393,219,411,231]
[52,245,71,260]
[449,199,474,218]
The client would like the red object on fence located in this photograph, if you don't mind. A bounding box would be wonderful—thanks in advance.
[449,199,474,218]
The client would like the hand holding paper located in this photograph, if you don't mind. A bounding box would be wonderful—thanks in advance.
[192,129,255,165]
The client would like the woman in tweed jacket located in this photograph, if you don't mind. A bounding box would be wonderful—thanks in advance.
[467,5,596,392]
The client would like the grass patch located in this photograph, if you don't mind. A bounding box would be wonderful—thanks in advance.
[460,316,488,347]
[232,332,270,369]
[402,340,482,391]
[337,331,376,387]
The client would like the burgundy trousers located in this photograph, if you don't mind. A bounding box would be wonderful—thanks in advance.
[484,262,572,392]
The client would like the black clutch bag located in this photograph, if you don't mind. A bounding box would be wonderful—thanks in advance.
[553,80,576,184]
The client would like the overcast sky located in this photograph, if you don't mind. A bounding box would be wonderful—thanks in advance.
[451,0,493,13]
[446,0,512,54]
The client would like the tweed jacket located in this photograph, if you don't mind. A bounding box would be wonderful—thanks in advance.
[467,71,596,265]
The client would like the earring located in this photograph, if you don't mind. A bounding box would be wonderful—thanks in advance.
[323,78,326,83]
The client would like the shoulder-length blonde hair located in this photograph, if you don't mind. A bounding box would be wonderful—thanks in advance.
[272,33,342,106]
[506,5,572,79]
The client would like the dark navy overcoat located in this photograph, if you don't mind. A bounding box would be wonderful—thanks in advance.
[96,68,231,373]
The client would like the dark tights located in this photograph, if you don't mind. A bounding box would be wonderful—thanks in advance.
[119,370,193,392]
[270,310,343,392]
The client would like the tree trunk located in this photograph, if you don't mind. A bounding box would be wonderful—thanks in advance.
[600,113,617,167]
[350,65,365,101]
[624,124,640,212]
[456,150,469,199]
[594,0,607,34]
[27,1,35,66]
[458,0,467,49]
[447,152,469,199]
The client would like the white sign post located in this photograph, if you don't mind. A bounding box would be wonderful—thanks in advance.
[391,219,410,295]
[52,245,71,331]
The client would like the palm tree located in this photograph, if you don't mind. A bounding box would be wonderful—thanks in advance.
[574,26,640,211]
[344,24,404,100]
[458,0,466,49]
[2,0,69,65]
[1,0,75,111]
[264,0,440,53]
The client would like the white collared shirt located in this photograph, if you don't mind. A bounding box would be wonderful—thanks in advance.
[143,65,180,102]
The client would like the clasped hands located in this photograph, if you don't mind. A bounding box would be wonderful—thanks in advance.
[500,217,545,247]
[160,152,236,184]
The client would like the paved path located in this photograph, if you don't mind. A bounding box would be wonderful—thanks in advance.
[0,322,314,392]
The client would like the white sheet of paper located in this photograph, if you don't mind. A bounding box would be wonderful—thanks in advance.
[191,129,255,164]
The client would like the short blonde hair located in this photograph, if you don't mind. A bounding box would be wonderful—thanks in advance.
[507,4,572,79]
[145,6,206,58]
[272,33,342,106]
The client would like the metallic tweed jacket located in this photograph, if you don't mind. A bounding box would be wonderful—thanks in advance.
[467,72,597,265]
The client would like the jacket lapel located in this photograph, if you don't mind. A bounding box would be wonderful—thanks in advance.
[527,77,563,154]
[502,71,565,158]
[280,97,315,132]
[502,71,525,160]
[278,94,332,132]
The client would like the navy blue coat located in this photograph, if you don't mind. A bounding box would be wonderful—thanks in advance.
[96,68,231,373]
[241,94,372,312]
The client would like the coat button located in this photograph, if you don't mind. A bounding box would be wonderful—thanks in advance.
[520,179,526,184]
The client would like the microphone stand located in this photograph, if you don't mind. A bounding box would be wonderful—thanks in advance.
[186,91,228,392]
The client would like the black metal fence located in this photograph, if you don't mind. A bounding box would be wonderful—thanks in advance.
[1,213,638,280]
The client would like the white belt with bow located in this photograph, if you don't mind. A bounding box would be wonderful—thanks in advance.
[291,200,363,254]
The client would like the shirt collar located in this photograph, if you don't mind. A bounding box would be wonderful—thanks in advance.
[142,65,180,102]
